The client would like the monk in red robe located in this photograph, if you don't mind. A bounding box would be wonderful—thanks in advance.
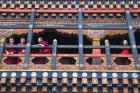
[118,40,131,65]
[18,38,26,54]
[4,37,18,64]
[121,40,130,54]
[37,37,51,54]
[17,38,26,63]
[32,37,51,64]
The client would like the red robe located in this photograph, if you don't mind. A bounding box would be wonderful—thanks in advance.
[118,48,130,65]
[4,44,18,64]
[121,49,130,55]
[18,43,26,54]
[17,43,26,63]
[39,41,51,54]
[32,41,51,64]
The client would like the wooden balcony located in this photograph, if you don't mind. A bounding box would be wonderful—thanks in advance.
[0,53,136,71]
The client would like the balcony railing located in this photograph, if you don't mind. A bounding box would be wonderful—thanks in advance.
[0,43,138,71]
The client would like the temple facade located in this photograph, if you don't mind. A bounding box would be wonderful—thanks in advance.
[0,0,140,93]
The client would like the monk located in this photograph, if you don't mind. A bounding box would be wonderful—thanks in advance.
[37,37,51,54]
[18,38,26,54]
[4,37,18,64]
[32,37,51,64]
[118,40,131,65]
[17,38,26,63]
[121,40,130,55]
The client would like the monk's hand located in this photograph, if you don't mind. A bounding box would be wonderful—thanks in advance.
[10,52,14,54]
[7,52,10,54]
[6,51,9,54]
[22,49,25,53]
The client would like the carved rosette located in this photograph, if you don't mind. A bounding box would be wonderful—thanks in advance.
[88,30,105,46]
[88,30,105,50]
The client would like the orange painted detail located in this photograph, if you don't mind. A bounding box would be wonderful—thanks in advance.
[0,9,31,13]
[36,10,78,13]
[0,9,139,13]
[130,10,140,13]
[82,10,125,13]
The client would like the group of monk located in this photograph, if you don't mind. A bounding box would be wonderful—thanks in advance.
[4,37,130,65]
[4,37,51,64]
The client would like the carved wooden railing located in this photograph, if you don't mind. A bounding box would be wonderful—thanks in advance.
[111,54,135,70]
[0,53,136,71]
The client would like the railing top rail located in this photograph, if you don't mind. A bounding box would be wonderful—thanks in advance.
[2,54,133,57]
[3,45,138,49]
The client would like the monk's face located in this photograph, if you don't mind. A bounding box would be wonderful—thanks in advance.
[9,38,14,44]
[38,38,43,43]
[105,39,109,45]
[21,38,25,43]
[123,40,128,45]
